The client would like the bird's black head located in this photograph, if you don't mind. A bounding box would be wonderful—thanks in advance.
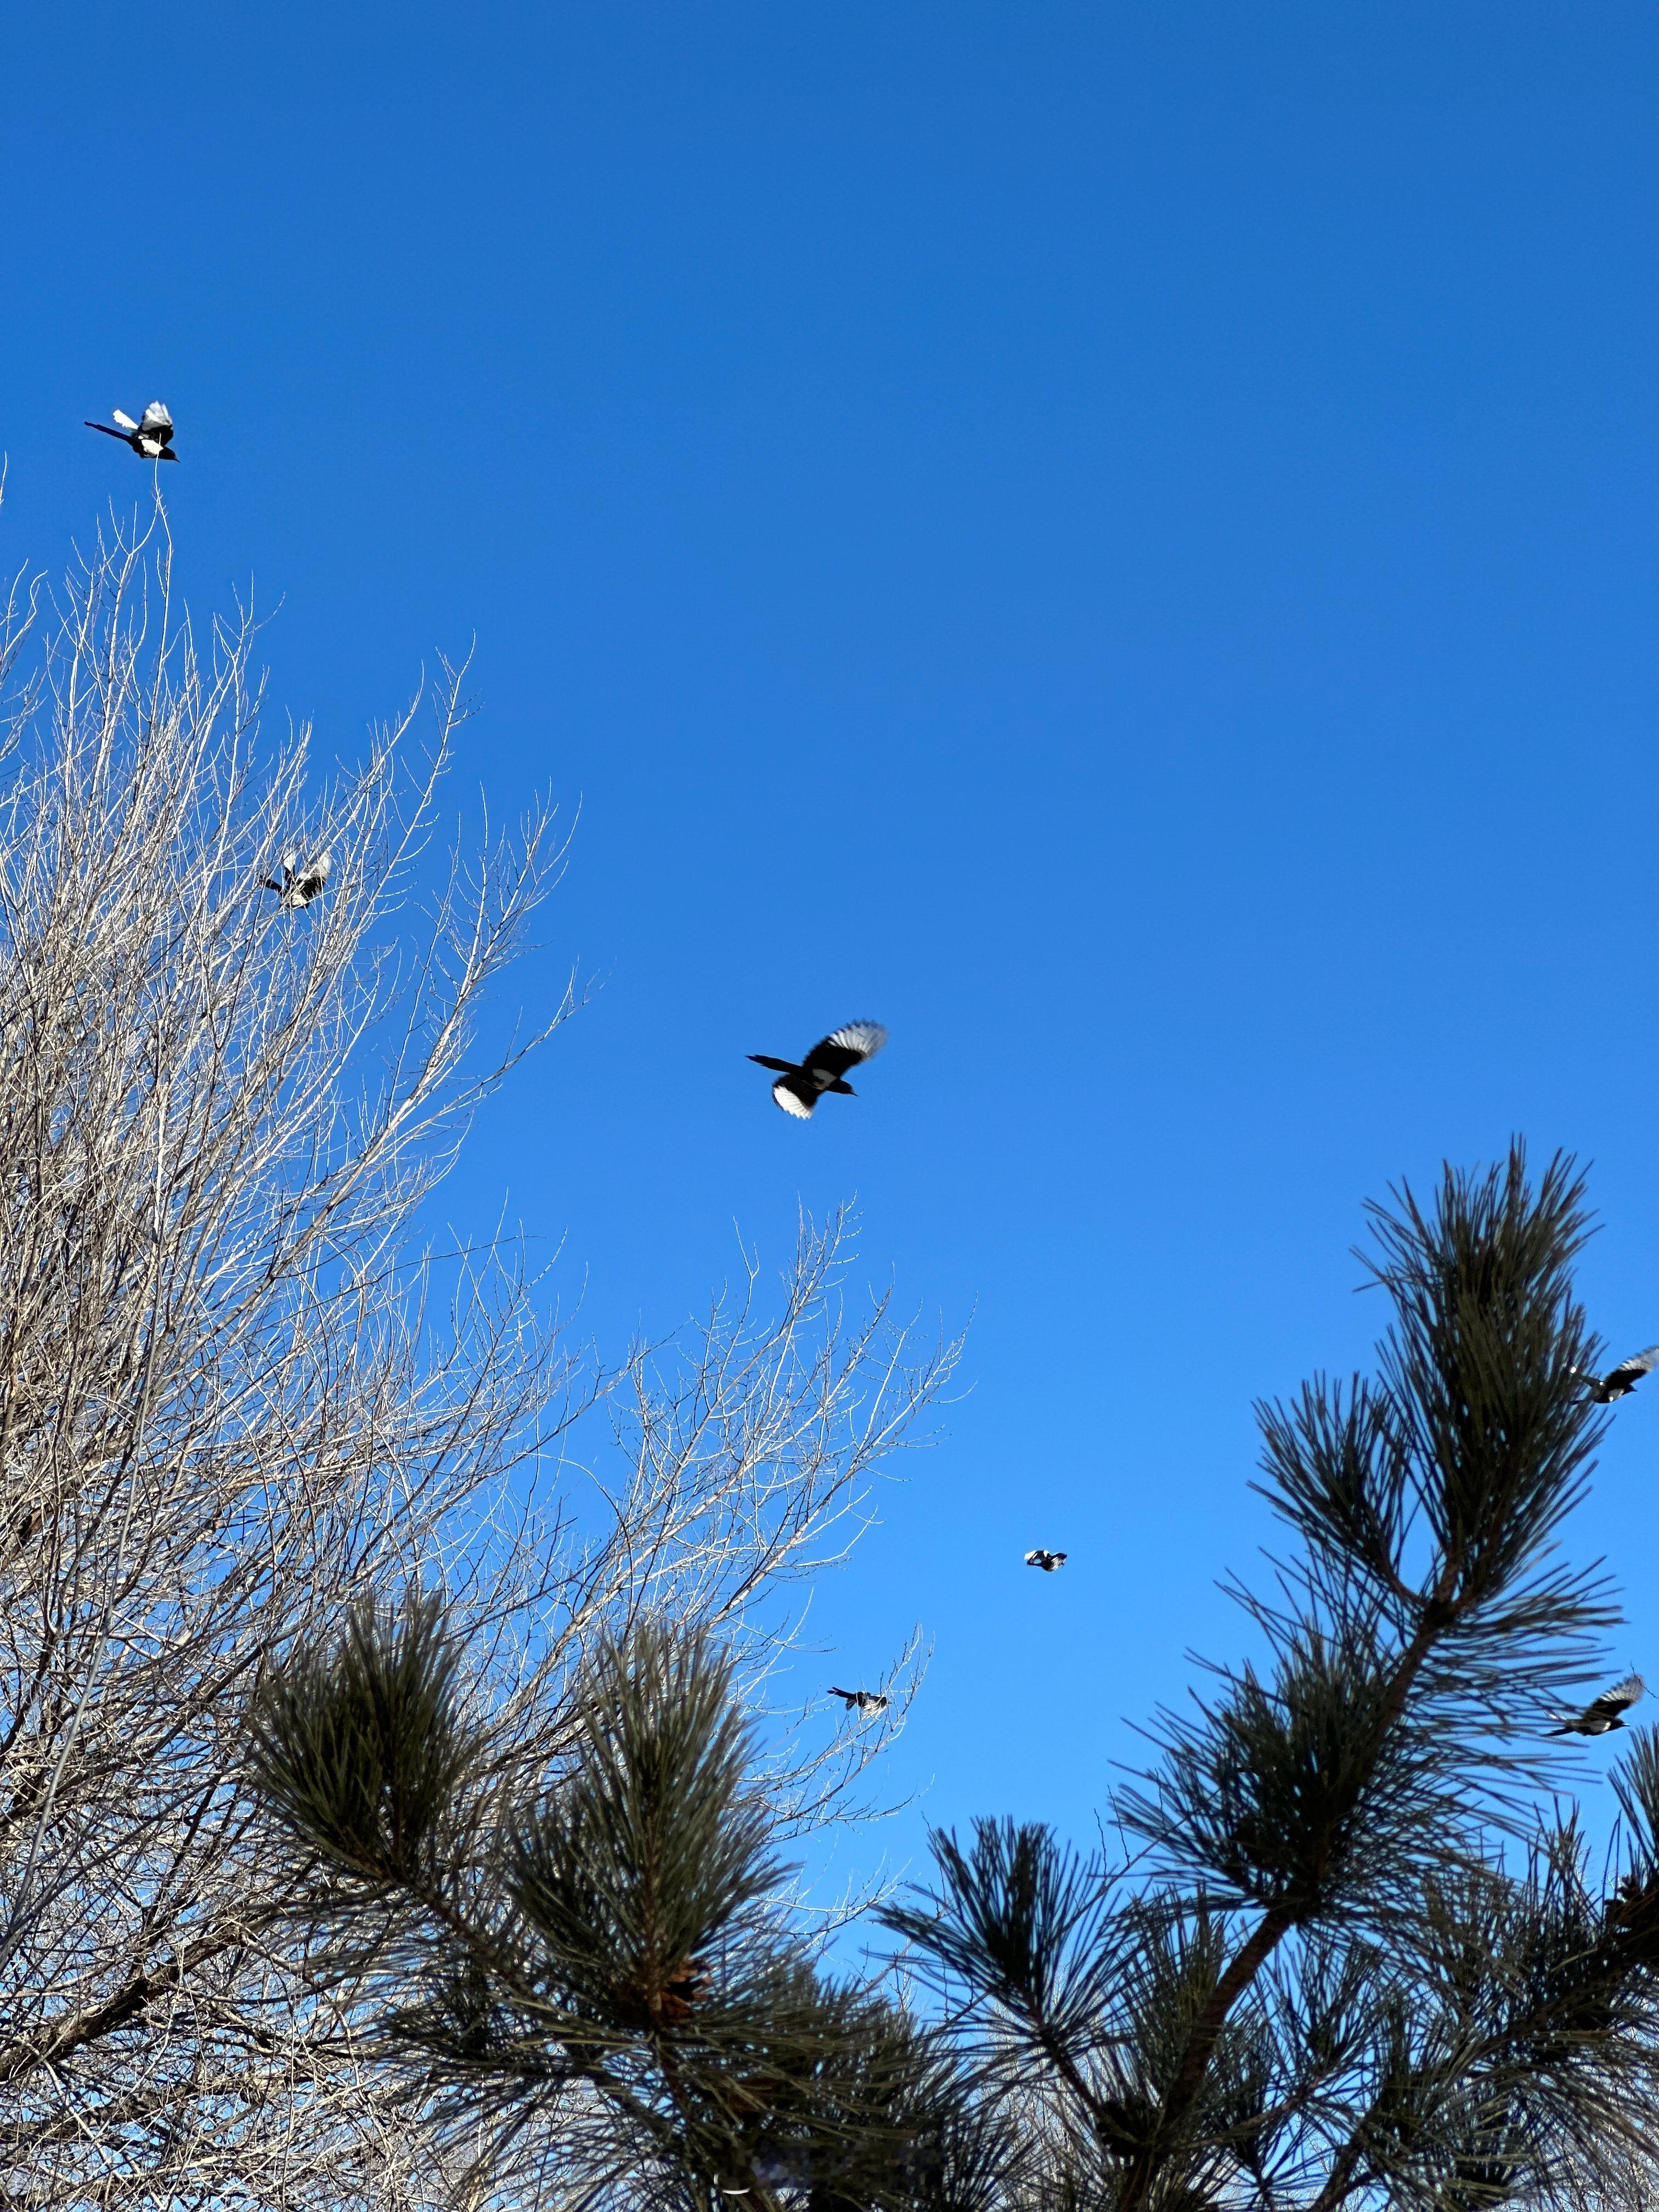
[159,449,179,462]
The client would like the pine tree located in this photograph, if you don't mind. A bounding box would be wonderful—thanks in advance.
[884,1150,1659,2210]
[247,1602,1012,2211]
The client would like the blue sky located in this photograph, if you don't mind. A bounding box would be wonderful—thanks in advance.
[6,2,1658,1890]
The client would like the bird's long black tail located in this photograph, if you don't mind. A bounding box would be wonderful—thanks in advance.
[84,422,126,439]
[748,1055,797,1073]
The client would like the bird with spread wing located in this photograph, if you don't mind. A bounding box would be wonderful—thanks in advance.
[263,851,332,910]
[749,1021,888,1119]
[84,403,177,461]
[1546,1673,1645,1735]
[1025,1548,1068,1572]
[1573,1345,1659,1402]
[829,1686,889,1714]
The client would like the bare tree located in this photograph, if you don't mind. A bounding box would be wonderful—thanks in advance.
[0,502,954,2209]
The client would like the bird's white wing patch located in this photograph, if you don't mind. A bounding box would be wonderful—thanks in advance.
[113,410,138,431]
[772,1080,813,1119]
[1607,1673,1646,1709]
[828,1020,888,1062]
[308,850,332,884]
[139,402,172,435]
[1627,1347,1659,1376]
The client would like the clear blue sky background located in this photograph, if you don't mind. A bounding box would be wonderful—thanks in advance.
[5,3,1658,1894]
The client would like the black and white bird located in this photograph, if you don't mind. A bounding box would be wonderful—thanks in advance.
[1574,1346,1659,1403]
[749,1022,888,1120]
[1025,1548,1068,1572]
[263,851,332,909]
[1546,1674,1645,1736]
[830,1686,889,1714]
[84,403,177,461]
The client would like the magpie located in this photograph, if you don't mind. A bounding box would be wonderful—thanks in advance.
[830,1686,889,1713]
[1575,1346,1659,1403]
[85,403,177,461]
[1546,1674,1645,1735]
[263,851,332,909]
[1025,1549,1067,1572]
[749,1022,888,1119]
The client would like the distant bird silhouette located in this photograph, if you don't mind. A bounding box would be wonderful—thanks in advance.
[1025,1549,1067,1572]
[830,1686,889,1713]
[1547,1673,1645,1735]
[84,403,177,461]
[1574,1346,1659,1403]
[750,1022,888,1119]
[263,851,332,909]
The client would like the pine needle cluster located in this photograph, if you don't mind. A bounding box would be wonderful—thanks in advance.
[249,1606,1008,2211]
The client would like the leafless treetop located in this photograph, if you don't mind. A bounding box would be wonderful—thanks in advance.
[0,501,956,2209]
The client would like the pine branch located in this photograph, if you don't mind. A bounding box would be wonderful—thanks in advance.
[249,1596,985,2205]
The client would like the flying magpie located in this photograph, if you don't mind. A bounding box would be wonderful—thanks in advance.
[263,851,332,909]
[1546,1674,1645,1735]
[85,403,177,461]
[830,1686,889,1713]
[750,1022,888,1119]
[1575,1346,1659,1403]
